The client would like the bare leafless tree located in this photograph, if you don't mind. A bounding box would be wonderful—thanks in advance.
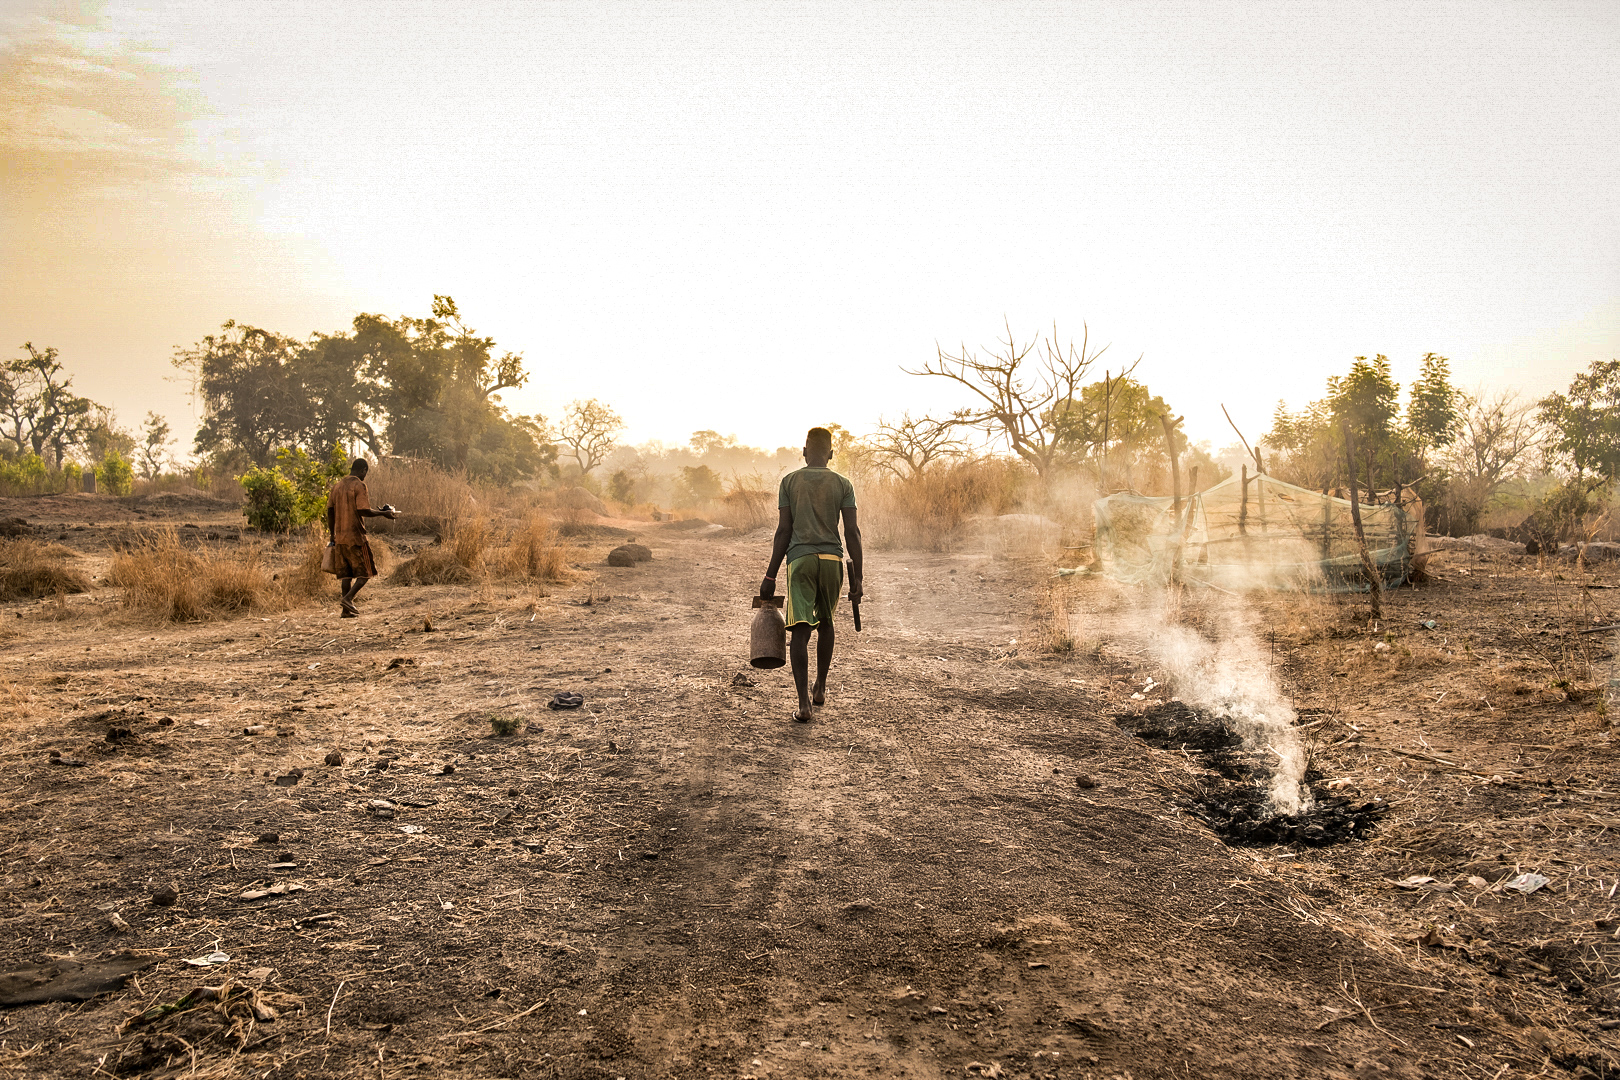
[558,398,624,476]
[1445,389,1544,486]
[905,320,1109,476]
[869,412,966,479]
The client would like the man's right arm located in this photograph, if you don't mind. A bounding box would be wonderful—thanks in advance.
[761,506,792,598]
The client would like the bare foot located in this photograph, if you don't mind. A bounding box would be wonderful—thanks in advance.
[793,703,813,723]
[811,682,826,707]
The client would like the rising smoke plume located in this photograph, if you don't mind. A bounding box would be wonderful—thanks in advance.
[1136,598,1313,816]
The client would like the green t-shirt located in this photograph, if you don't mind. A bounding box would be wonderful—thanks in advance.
[779,467,857,564]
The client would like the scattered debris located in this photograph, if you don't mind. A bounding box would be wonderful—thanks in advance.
[243,724,267,735]
[183,951,231,967]
[1504,872,1550,895]
[324,750,344,766]
[256,832,279,844]
[108,912,132,933]
[272,770,304,788]
[47,751,87,767]
[0,953,156,1006]
[1074,775,1097,789]
[731,672,757,688]
[386,656,417,669]
[549,692,584,710]
[151,885,179,907]
[240,882,305,901]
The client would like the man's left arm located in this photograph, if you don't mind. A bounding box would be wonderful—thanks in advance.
[842,506,863,602]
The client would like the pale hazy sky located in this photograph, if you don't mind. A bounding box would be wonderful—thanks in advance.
[2,0,1616,460]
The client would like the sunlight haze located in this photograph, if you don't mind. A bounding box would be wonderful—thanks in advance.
[3,0,1616,457]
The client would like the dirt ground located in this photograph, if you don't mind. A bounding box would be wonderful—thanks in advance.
[0,492,1617,1079]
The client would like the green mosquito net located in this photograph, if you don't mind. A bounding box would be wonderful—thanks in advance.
[1093,472,1417,592]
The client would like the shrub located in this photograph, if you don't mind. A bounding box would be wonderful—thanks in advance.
[239,465,300,532]
[0,454,50,495]
[238,445,346,533]
[0,540,90,601]
[95,450,134,496]
[275,445,348,524]
[489,713,522,737]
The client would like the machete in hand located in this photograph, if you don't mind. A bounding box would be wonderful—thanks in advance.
[848,560,861,631]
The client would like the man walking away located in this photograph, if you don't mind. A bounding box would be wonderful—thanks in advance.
[326,459,396,617]
[760,427,863,722]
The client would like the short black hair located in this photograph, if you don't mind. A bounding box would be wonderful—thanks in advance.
[351,458,369,475]
[806,427,833,456]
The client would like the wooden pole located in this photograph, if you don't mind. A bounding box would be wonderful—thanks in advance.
[1160,412,1183,588]
[1099,370,1112,492]
[1239,464,1249,535]
[1160,413,1182,520]
[1342,420,1383,620]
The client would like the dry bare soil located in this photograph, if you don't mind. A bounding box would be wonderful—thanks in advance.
[0,492,1617,1079]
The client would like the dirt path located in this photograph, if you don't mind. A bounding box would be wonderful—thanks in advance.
[0,506,1616,1077]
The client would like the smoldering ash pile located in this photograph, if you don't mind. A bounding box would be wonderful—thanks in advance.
[1146,618,1313,817]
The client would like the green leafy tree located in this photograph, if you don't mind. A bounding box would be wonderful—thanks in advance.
[1051,376,1185,489]
[1,343,99,466]
[677,464,723,506]
[608,469,637,505]
[137,412,173,479]
[175,298,553,483]
[1405,353,1461,458]
[82,407,136,466]
[173,322,314,467]
[1539,359,1620,482]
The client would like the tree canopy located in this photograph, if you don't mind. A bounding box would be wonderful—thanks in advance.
[173,297,554,482]
[1538,359,1620,483]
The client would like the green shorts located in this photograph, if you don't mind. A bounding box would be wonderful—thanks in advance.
[785,553,844,628]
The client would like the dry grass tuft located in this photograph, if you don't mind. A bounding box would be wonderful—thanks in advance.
[0,539,92,600]
[392,513,575,586]
[710,487,774,533]
[363,458,490,537]
[390,517,489,586]
[108,529,283,621]
[861,458,1030,551]
[499,513,573,582]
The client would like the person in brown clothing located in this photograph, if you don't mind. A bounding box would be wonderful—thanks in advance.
[325,459,395,617]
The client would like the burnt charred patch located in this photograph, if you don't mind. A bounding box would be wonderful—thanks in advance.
[1188,780,1384,847]
[1118,702,1382,847]
[1113,701,1239,751]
